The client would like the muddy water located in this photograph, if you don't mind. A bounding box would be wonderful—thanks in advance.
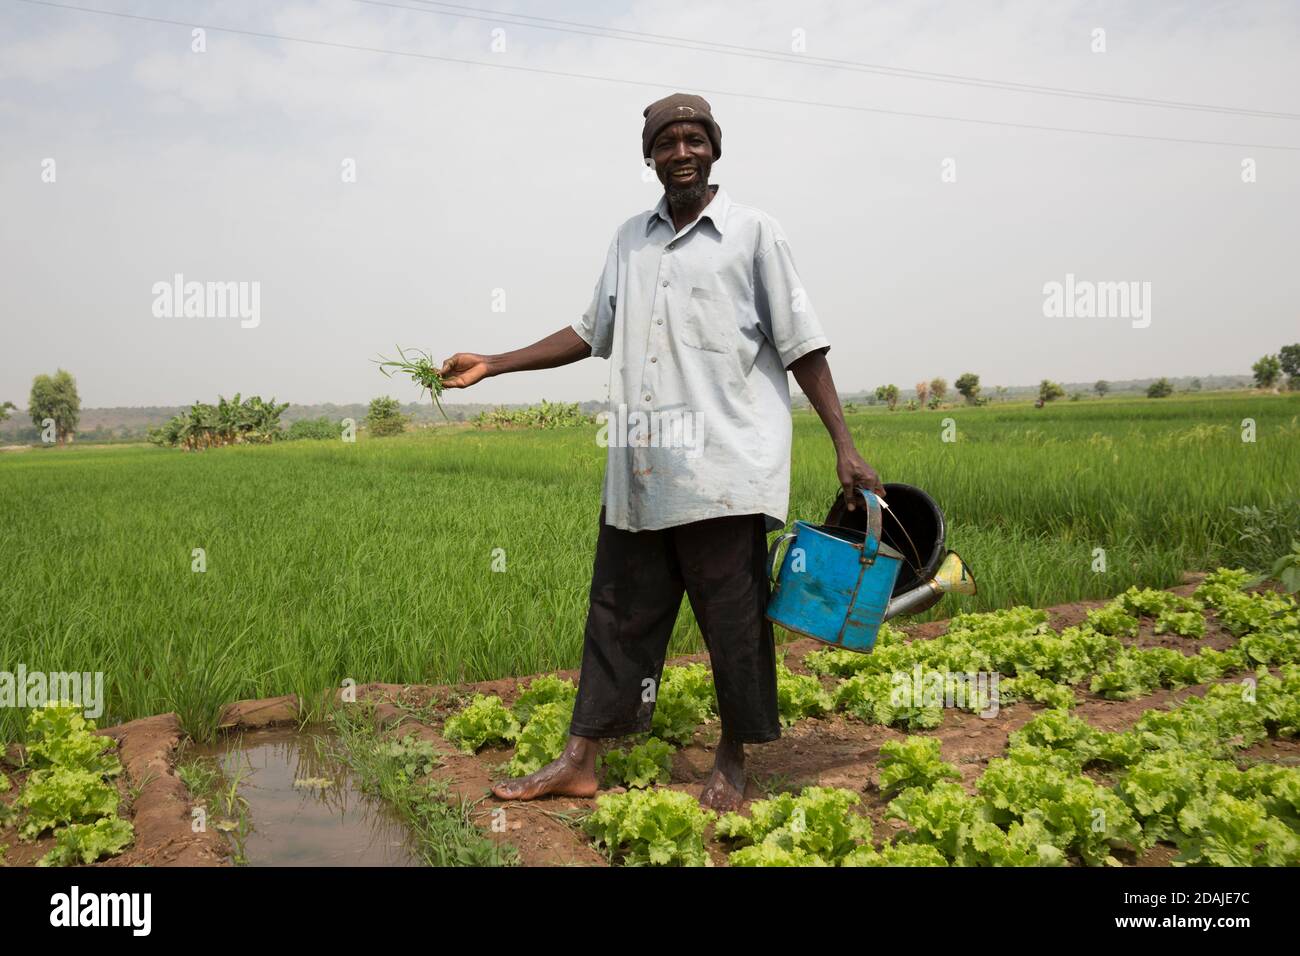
[196,728,420,867]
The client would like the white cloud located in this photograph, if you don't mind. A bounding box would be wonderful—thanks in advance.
[0,22,119,83]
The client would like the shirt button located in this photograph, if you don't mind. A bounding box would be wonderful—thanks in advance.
[657,318,664,325]
[650,356,657,363]
[644,394,652,402]
[661,280,669,287]
[667,242,675,250]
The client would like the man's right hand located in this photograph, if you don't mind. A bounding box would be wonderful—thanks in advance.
[440,352,493,389]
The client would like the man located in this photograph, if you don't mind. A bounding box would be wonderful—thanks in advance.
[439,93,883,811]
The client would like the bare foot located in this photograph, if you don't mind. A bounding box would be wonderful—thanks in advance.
[699,734,746,811]
[492,736,599,801]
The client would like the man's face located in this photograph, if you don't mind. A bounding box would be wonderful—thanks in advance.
[652,121,714,205]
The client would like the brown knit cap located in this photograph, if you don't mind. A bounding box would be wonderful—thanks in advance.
[642,93,722,161]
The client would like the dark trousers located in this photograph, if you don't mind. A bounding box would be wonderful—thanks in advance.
[568,508,781,745]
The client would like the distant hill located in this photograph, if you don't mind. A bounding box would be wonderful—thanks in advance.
[796,374,1255,408]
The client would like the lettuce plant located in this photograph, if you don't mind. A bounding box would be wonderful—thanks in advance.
[775,663,833,727]
[877,736,961,796]
[584,788,715,866]
[600,737,673,789]
[511,675,576,724]
[442,694,520,753]
[38,817,134,867]
[506,700,572,777]
[716,786,873,865]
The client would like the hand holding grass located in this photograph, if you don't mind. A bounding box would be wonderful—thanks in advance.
[374,345,452,420]
[440,352,493,389]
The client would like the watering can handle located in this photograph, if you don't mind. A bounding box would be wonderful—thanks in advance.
[766,531,798,584]
[854,488,884,546]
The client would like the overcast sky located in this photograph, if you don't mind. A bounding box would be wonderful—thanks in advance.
[2,0,1297,410]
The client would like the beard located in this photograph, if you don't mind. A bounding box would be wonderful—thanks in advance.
[664,162,711,208]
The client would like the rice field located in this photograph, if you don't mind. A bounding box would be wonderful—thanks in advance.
[2,391,1297,742]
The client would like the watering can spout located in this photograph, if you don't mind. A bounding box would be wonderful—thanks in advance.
[882,550,977,621]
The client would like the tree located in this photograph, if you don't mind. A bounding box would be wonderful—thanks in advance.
[148,394,288,450]
[915,381,930,408]
[366,396,408,436]
[1038,380,1065,403]
[929,377,948,402]
[0,400,15,423]
[874,384,900,411]
[29,370,80,444]
[1253,354,1282,391]
[1279,343,1300,390]
[954,373,981,405]
[1189,377,1202,392]
[1094,380,1110,397]
[1146,377,1174,398]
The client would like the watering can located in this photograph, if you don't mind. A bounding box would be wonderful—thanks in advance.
[765,486,977,653]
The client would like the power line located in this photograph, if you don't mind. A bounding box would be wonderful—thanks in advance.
[366,0,1300,121]
[10,0,1300,151]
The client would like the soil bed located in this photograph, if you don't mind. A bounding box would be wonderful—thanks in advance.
[3,575,1291,867]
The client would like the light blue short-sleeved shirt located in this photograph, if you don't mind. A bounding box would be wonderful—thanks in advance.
[572,185,829,533]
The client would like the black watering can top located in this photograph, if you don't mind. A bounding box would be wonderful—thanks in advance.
[824,483,948,610]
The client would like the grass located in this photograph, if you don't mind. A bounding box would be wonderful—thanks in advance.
[175,746,253,865]
[0,390,1297,742]
[323,703,516,866]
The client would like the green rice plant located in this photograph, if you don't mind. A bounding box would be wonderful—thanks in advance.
[3,393,1299,742]
[326,705,516,866]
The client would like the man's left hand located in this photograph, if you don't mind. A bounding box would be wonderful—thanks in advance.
[837,447,885,509]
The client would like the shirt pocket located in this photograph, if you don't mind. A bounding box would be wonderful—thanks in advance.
[681,287,736,354]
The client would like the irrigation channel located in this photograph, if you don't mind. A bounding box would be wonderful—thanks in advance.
[193,728,420,867]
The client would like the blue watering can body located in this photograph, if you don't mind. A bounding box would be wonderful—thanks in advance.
[766,492,905,653]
